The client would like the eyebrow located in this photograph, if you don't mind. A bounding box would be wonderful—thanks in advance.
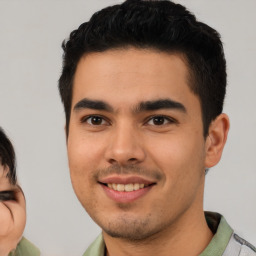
[73,98,186,113]
[135,99,186,113]
[74,98,113,112]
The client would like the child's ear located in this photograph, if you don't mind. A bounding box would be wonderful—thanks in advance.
[204,113,230,168]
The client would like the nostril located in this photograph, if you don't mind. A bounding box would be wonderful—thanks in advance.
[128,158,137,162]
[109,158,118,165]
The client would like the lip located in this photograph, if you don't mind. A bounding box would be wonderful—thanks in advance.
[101,183,153,203]
[99,175,156,203]
[99,175,155,185]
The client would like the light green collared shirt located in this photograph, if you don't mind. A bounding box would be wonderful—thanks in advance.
[83,212,233,256]
[9,237,40,256]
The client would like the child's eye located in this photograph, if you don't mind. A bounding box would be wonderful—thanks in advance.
[0,190,16,201]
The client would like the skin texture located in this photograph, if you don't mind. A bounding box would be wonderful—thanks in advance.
[67,48,229,256]
[0,165,26,256]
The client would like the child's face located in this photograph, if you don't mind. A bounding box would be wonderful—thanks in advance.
[0,164,26,255]
[0,165,15,201]
[0,164,12,190]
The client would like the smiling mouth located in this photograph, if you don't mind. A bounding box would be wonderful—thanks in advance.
[100,182,155,192]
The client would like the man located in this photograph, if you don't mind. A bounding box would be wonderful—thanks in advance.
[58,0,256,255]
[0,127,40,256]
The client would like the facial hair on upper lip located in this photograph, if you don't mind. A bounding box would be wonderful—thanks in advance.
[93,164,163,182]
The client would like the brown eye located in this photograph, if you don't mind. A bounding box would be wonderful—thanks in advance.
[83,115,108,125]
[152,116,165,125]
[90,116,103,125]
[147,115,175,126]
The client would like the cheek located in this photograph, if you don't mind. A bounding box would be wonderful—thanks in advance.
[148,135,200,163]
[68,132,104,168]
[146,134,205,212]
[146,132,206,182]
[67,133,107,194]
[67,138,96,208]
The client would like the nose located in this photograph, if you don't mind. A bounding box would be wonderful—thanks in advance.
[105,122,146,166]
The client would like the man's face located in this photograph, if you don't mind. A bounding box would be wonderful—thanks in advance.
[67,48,209,240]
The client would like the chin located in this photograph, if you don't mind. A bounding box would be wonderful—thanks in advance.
[99,215,166,241]
[104,228,160,241]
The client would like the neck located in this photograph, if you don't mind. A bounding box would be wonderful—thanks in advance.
[103,209,213,256]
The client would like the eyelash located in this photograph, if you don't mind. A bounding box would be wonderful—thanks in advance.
[81,115,110,126]
[145,115,177,126]
[81,115,177,126]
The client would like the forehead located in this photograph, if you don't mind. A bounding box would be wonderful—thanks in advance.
[72,48,196,111]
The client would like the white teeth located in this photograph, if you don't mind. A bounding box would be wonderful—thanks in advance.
[107,183,146,191]
[134,183,140,190]
[116,184,124,192]
[124,184,133,192]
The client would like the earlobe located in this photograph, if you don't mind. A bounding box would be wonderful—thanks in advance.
[205,113,230,168]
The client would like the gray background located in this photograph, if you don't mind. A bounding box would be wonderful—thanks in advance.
[0,0,255,255]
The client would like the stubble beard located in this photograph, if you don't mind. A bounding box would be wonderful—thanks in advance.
[84,164,166,242]
[100,211,168,242]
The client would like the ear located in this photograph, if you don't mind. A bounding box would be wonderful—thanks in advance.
[204,113,230,168]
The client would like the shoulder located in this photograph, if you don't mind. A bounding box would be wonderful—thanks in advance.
[223,233,256,256]
[9,237,40,256]
[83,234,105,256]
